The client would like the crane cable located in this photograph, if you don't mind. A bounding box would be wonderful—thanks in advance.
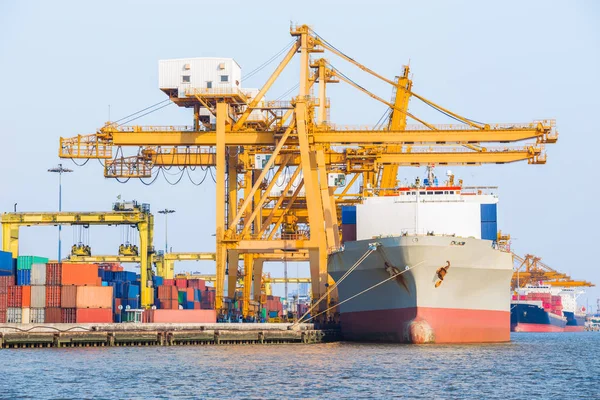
[299,258,429,325]
[312,28,486,128]
[295,243,453,325]
[243,39,296,81]
[113,99,171,124]
[118,102,173,126]
[294,246,376,326]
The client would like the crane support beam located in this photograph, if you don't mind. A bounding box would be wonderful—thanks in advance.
[63,119,555,155]
[106,126,553,145]
[65,255,141,263]
[375,148,545,165]
[1,209,154,308]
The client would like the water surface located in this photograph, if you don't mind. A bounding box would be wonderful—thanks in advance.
[0,333,598,399]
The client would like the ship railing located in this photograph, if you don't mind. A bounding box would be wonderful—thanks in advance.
[371,229,473,238]
[460,186,498,196]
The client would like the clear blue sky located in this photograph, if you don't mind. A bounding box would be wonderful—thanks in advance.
[1,1,599,304]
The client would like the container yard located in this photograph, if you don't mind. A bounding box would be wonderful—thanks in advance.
[0,22,595,346]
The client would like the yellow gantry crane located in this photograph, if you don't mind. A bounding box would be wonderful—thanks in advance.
[58,24,558,317]
[512,253,594,289]
[1,201,155,307]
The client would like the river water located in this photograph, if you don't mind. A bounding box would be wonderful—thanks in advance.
[0,332,598,399]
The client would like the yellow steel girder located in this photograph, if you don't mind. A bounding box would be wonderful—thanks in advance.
[1,210,154,308]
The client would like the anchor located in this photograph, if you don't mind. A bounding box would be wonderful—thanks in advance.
[434,261,451,288]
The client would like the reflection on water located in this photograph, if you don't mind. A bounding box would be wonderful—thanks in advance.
[0,333,598,399]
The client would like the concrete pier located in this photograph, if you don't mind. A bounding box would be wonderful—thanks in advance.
[0,323,341,348]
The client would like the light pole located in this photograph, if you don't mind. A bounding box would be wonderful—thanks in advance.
[48,164,73,261]
[157,209,175,253]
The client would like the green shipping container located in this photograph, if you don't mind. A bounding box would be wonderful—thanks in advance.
[178,291,185,305]
[17,256,49,270]
[261,308,267,319]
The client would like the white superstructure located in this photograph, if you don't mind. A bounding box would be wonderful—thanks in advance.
[159,57,242,94]
[356,187,498,240]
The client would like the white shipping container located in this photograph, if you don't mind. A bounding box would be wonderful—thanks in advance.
[30,308,45,324]
[7,307,21,323]
[30,263,47,285]
[21,307,30,324]
[31,286,46,308]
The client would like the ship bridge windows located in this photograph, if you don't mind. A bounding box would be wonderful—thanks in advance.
[401,190,456,196]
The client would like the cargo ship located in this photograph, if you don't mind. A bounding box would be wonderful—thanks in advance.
[328,169,514,344]
[559,288,586,332]
[510,285,567,332]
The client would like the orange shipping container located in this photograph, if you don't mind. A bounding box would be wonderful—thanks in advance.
[76,308,112,323]
[61,263,99,286]
[148,309,216,323]
[22,286,31,308]
[61,285,77,308]
[76,286,113,309]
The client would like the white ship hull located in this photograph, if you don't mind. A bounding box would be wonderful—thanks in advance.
[328,235,513,343]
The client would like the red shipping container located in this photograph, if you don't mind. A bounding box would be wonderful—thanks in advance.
[21,285,31,308]
[175,279,187,289]
[76,308,112,323]
[46,286,61,307]
[0,310,5,323]
[0,276,14,293]
[8,286,22,307]
[61,263,99,286]
[46,263,62,286]
[158,286,178,300]
[45,307,62,323]
[148,309,216,323]
[61,308,77,323]
[0,293,7,310]
[193,301,201,309]
[187,279,206,291]
[114,298,122,311]
[163,279,175,286]
[160,300,179,310]
[61,285,77,308]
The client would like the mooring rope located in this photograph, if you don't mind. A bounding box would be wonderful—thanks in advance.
[293,244,379,326]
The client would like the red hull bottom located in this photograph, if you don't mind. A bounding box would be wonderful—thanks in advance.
[340,307,510,344]
[511,323,564,332]
[564,326,585,332]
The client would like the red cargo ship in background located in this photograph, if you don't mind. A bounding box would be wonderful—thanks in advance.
[511,285,567,332]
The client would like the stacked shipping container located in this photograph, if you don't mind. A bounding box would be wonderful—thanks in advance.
[0,258,114,324]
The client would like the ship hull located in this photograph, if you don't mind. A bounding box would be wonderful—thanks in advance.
[510,303,567,332]
[328,235,513,344]
[563,311,586,332]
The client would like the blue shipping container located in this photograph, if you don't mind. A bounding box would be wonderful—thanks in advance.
[122,298,139,309]
[341,206,357,225]
[481,221,498,241]
[17,269,31,285]
[153,276,164,287]
[480,204,497,222]
[0,251,12,274]
[126,283,140,299]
